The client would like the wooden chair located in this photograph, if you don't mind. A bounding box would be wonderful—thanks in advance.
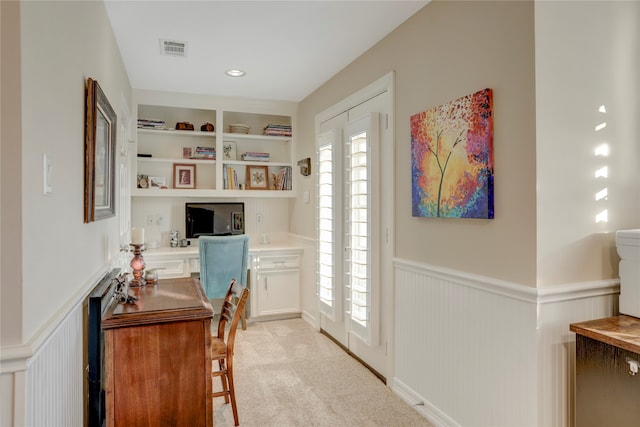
[212,279,249,426]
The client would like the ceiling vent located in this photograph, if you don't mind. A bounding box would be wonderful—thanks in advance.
[160,39,187,57]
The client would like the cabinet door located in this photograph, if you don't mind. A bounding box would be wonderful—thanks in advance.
[256,269,300,316]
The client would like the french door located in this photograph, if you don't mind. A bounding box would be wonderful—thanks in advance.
[316,86,391,378]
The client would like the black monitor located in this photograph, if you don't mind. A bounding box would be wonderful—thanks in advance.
[185,202,244,238]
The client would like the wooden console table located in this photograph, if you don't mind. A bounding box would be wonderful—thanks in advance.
[102,277,214,426]
[570,315,640,427]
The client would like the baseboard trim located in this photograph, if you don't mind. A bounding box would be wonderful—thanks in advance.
[391,377,461,427]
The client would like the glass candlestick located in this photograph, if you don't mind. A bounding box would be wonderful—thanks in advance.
[129,243,146,287]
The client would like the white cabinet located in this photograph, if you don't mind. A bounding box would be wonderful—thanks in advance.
[141,245,303,322]
[132,92,295,198]
[250,251,301,319]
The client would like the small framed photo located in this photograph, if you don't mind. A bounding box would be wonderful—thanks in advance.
[137,174,149,189]
[182,147,193,159]
[232,212,244,233]
[246,165,269,190]
[223,141,237,160]
[173,163,196,189]
[149,176,167,189]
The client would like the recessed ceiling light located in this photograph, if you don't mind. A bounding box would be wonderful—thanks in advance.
[225,69,246,77]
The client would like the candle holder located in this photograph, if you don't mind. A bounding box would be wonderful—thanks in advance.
[129,243,146,287]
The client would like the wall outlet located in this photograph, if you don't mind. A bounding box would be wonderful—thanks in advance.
[256,213,263,224]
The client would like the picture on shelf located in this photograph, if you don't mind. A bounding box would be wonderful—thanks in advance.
[245,165,269,190]
[149,176,167,189]
[223,141,237,160]
[232,212,244,232]
[137,174,149,189]
[173,163,196,189]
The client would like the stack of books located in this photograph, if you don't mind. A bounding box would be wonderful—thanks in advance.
[223,165,240,189]
[263,124,292,137]
[275,166,292,190]
[137,118,167,130]
[190,146,216,160]
[241,152,270,162]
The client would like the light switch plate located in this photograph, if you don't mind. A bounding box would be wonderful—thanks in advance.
[43,154,53,194]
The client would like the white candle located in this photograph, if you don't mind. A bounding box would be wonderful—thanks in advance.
[131,228,145,245]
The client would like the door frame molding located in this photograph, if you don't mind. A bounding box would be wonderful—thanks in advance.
[315,71,395,379]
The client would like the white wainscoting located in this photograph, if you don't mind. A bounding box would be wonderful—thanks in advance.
[0,268,108,427]
[25,303,84,426]
[392,259,619,427]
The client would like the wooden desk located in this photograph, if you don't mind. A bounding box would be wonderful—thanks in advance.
[570,315,640,427]
[103,278,214,426]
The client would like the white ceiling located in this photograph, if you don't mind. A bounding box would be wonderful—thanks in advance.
[104,1,428,102]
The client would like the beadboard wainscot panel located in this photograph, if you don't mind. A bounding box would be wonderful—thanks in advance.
[536,281,619,427]
[392,259,538,427]
[391,258,619,427]
[0,268,109,427]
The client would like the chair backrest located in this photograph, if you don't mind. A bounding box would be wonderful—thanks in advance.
[199,235,249,299]
[217,279,249,351]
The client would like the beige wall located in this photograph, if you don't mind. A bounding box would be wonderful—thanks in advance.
[2,0,131,345]
[535,1,640,286]
[294,1,538,286]
[1,0,24,347]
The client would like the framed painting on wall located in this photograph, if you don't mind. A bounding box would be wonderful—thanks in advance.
[410,88,494,219]
[84,78,117,223]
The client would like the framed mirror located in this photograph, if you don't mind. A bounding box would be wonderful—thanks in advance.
[84,78,117,222]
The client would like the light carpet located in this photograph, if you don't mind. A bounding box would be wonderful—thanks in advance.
[213,318,432,427]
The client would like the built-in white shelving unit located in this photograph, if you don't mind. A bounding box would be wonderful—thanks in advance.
[132,91,296,198]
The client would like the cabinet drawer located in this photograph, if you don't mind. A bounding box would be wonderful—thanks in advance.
[145,259,189,279]
[255,255,300,270]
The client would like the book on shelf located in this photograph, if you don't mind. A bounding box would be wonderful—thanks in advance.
[185,146,216,160]
[241,152,270,162]
[263,124,292,137]
[223,165,240,190]
[138,118,168,130]
[275,166,292,190]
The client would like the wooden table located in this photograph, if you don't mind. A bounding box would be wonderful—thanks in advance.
[103,278,214,426]
[570,315,640,427]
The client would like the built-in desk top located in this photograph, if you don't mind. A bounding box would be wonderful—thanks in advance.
[570,315,640,354]
[102,277,213,329]
[144,240,304,257]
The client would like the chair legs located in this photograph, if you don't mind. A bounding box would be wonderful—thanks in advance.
[240,305,246,330]
[212,359,239,426]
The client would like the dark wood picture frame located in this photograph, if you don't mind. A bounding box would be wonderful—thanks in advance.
[173,163,196,189]
[85,78,117,222]
[245,165,269,190]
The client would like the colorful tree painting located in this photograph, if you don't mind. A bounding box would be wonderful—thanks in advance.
[411,88,494,218]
